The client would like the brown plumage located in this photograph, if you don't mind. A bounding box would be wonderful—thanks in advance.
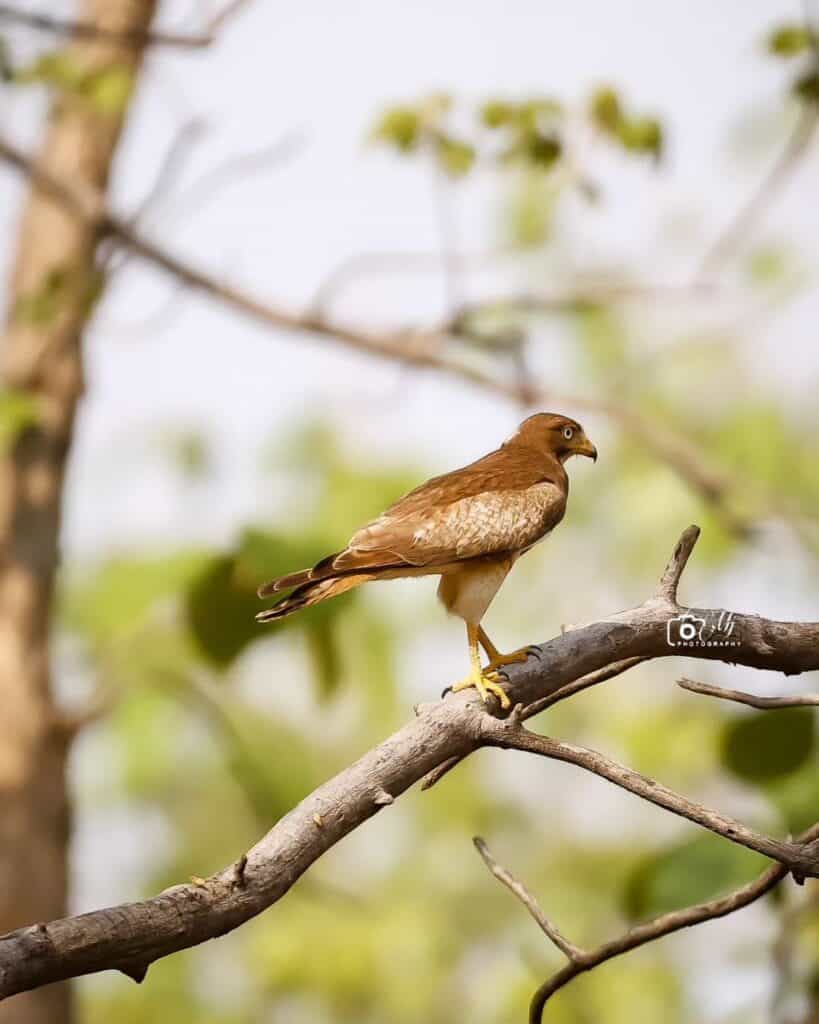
[257,412,597,706]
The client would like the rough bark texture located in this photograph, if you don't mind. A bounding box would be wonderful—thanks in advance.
[0,528,816,998]
[0,3,156,1022]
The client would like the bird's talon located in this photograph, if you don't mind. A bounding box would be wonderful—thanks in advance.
[450,668,512,710]
[485,646,530,673]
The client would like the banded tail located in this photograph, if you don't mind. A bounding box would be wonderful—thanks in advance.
[256,574,372,622]
[256,546,408,623]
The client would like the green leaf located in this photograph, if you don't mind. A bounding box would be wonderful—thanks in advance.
[64,550,211,649]
[481,99,514,128]
[15,50,85,89]
[590,87,622,132]
[372,106,421,152]
[15,51,133,114]
[434,136,475,177]
[14,266,70,327]
[767,24,815,57]
[186,554,261,667]
[794,70,819,102]
[0,389,40,448]
[82,64,133,114]
[623,834,768,919]
[617,116,663,158]
[766,761,819,833]
[524,132,562,168]
[721,707,815,782]
[305,616,343,698]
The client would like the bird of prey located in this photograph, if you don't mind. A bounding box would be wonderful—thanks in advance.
[257,413,597,707]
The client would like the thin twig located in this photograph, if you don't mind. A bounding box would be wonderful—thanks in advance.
[482,720,812,873]
[527,824,819,1023]
[473,837,585,961]
[0,0,254,49]
[0,132,767,539]
[695,102,819,282]
[522,656,647,718]
[678,677,819,709]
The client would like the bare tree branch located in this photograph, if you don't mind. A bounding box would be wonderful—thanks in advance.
[421,656,647,791]
[472,837,585,962]
[424,529,700,790]
[477,824,819,1023]
[678,676,819,709]
[0,132,764,539]
[695,102,819,281]
[479,714,813,874]
[0,0,253,49]
[0,527,817,997]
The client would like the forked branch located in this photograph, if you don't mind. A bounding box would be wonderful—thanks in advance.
[0,527,816,1000]
[477,826,819,1023]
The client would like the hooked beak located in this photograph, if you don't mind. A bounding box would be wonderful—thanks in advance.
[576,438,598,462]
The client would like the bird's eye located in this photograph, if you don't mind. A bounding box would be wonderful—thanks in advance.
[562,426,573,440]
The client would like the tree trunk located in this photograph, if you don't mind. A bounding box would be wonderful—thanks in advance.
[0,3,157,1021]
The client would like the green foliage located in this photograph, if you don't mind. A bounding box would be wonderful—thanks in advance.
[64,550,212,652]
[505,170,560,246]
[589,86,664,158]
[434,135,476,177]
[372,87,659,184]
[15,50,133,113]
[186,554,262,667]
[0,389,40,449]
[372,106,421,152]
[767,24,816,57]
[623,834,768,919]
[14,265,105,326]
[14,266,71,327]
[766,760,819,832]
[0,35,14,81]
[721,707,815,782]
[794,69,819,101]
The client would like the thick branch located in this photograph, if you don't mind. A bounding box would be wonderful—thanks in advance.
[0,528,817,996]
[678,676,819,708]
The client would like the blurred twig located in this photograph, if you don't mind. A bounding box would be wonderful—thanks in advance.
[473,837,585,961]
[0,131,764,541]
[695,101,819,282]
[0,0,254,48]
[678,676,819,709]
[475,825,819,1023]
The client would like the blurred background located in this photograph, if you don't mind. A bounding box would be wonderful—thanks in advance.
[0,1,818,1022]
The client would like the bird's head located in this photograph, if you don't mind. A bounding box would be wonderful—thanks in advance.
[511,412,598,464]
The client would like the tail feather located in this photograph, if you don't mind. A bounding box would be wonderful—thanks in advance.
[256,574,371,622]
[256,552,343,598]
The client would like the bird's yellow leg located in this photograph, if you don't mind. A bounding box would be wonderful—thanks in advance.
[450,624,511,709]
[477,625,530,672]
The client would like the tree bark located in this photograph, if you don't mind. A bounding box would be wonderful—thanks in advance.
[0,3,156,1022]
